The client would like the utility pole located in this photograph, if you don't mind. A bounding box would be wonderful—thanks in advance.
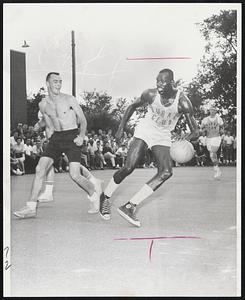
[71,30,76,97]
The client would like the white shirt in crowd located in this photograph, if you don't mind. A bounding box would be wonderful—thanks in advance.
[96,144,103,152]
[32,145,43,155]
[10,136,24,147]
[23,144,33,156]
[88,142,97,155]
[116,147,128,156]
[223,135,234,145]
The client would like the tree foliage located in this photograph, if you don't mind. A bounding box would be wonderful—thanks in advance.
[80,90,130,134]
[193,10,237,132]
[25,11,237,136]
[26,88,45,126]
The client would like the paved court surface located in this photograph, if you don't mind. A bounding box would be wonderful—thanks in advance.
[9,167,238,296]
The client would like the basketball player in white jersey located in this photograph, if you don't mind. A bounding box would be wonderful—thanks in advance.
[34,108,102,213]
[200,106,223,179]
[99,69,199,227]
[14,72,102,218]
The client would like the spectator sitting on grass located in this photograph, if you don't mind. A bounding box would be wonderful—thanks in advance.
[32,139,44,166]
[87,138,97,170]
[10,144,24,175]
[10,131,24,147]
[116,143,128,167]
[103,142,117,169]
[23,138,36,173]
[81,140,89,169]
[110,139,118,154]
[13,137,25,174]
[95,140,106,170]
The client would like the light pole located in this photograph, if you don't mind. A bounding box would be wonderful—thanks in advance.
[71,31,76,97]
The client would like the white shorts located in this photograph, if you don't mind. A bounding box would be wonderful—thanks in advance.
[134,121,171,148]
[206,136,221,152]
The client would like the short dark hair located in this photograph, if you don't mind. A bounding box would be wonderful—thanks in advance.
[46,72,60,82]
[159,68,174,80]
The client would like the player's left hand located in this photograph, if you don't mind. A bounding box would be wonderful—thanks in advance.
[73,135,84,146]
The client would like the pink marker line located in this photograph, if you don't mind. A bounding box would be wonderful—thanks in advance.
[114,236,201,262]
[126,57,191,61]
[149,240,154,262]
[114,236,201,241]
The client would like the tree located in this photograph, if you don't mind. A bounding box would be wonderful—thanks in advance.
[193,10,237,132]
[26,88,45,126]
[80,90,130,134]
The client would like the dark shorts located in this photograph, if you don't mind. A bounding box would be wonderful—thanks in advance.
[42,129,81,163]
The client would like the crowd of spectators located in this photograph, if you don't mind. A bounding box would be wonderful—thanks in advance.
[189,130,237,168]
[10,122,236,176]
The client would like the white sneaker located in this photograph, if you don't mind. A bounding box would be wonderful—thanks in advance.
[37,193,54,203]
[16,169,23,175]
[87,179,102,214]
[14,206,37,219]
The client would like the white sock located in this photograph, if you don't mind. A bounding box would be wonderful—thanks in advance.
[43,182,53,195]
[104,178,119,198]
[88,191,96,201]
[27,201,37,210]
[89,175,97,185]
[130,184,154,205]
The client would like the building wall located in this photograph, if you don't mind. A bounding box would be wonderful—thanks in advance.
[10,50,27,130]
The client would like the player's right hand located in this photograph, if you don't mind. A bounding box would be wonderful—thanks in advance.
[73,135,84,146]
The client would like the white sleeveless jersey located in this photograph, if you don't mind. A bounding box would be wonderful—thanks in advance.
[201,115,223,138]
[139,89,181,131]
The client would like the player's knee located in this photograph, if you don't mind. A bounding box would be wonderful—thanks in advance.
[158,170,173,182]
[123,164,135,175]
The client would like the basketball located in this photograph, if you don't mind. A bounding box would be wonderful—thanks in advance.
[170,140,195,164]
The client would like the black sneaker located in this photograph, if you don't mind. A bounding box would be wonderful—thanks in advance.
[99,192,111,220]
[117,202,141,227]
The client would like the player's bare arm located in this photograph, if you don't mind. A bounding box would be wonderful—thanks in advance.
[33,116,46,132]
[69,96,87,137]
[178,92,199,141]
[115,89,155,141]
[69,96,87,146]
